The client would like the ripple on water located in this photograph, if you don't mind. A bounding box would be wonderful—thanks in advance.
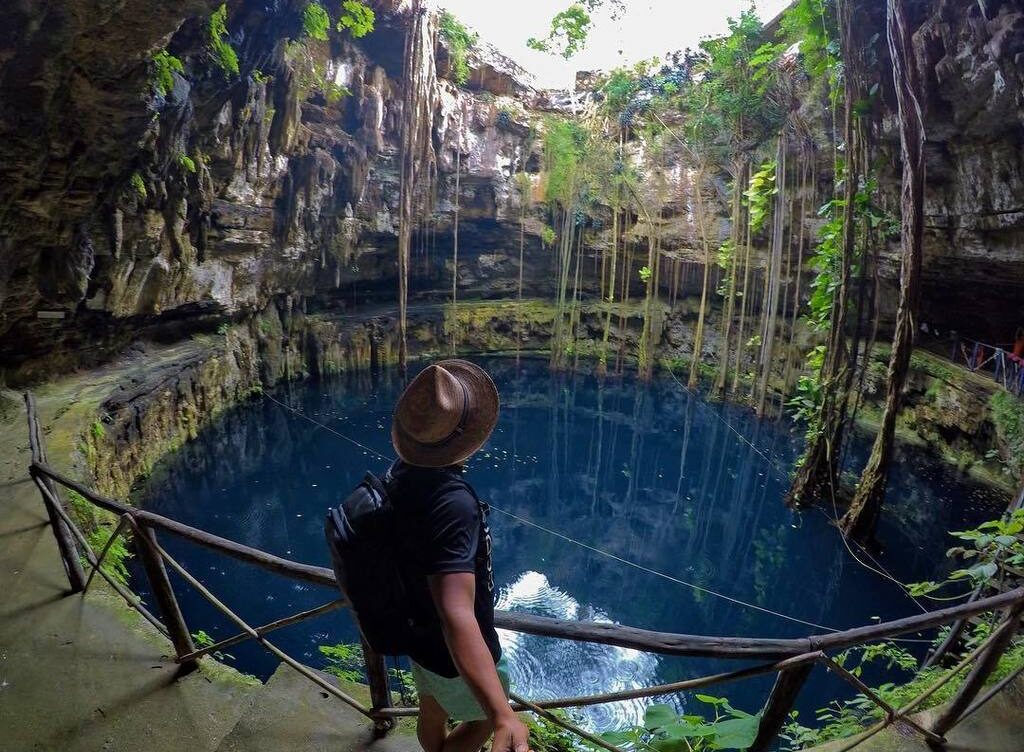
[496,571,677,731]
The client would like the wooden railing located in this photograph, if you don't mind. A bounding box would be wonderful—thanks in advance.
[25,393,1024,751]
[921,333,1024,397]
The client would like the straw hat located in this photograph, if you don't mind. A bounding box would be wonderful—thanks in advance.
[391,359,500,467]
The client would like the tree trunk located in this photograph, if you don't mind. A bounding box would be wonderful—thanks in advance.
[732,172,755,393]
[600,205,619,375]
[786,0,862,506]
[714,160,746,394]
[570,222,584,371]
[451,144,461,355]
[757,139,787,417]
[842,0,926,540]
[689,166,713,388]
[783,155,811,394]
[397,0,436,373]
[517,182,526,363]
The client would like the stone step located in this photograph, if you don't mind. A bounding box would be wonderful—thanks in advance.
[213,663,420,752]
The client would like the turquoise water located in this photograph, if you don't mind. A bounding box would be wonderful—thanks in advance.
[133,357,1005,730]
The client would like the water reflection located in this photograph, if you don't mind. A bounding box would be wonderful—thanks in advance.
[497,571,665,728]
[133,357,1007,730]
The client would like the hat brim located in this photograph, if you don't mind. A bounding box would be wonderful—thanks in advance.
[391,359,500,468]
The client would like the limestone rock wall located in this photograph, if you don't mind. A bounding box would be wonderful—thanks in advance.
[879,0,1024,340]
[0,0,552,384]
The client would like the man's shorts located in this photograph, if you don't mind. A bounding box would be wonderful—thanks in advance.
[411,656,511,722]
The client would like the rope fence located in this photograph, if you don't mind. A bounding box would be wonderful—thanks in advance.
[24,393,1024,751]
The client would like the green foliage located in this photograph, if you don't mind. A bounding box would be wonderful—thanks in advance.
[744,159,777,234]
[803,170,895,337]
[129,172,147,199]
[638,266,652,284]
[90,420,106,440]
[542,117,586,205]
[805,203,844,332]
[439,10,478,86]
[834,642,918,677]
[177,153,197,174]
[526,712,578,752]
[600,57,695,128]
[252,69,270,85]
[323,80,351,103]
[85,525,131,586]
[779,0,840,87]
[337,0,374,38]
[388,665,417,703]
[601,68,641,117]
[76,493,132,588]
[286,38,351,103]
[527,3,592,59]
[152,50,184,96]
[592,697,761,752]
[783,512,1024,749]
[303,2,331,41]
[716,239,733,274]
[782,626,1024,750]
[907,509,1024,598]
[318,642,365,683]
[66,489,97,528]
[78,499,131,590]
[694,9,782,142]
[540,226,557,246]
[208,4,240,77]
[909,352,953,382]
[788,346,826,424]
[192,629,235,661]
[990,391,1024,480]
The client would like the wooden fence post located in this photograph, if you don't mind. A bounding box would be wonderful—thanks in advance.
[748,663,813,752]
[135,522,196,667]
[930,600,1024,737]
[24,393,86,593]
[362,639,394,734]
[38,474,87,592]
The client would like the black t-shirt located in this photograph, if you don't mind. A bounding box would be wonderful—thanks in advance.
[387,460,501,678]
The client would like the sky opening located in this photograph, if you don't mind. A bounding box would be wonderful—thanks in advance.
[429,0,793,89]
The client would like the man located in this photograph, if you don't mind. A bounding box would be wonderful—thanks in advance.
[388,359,530,752]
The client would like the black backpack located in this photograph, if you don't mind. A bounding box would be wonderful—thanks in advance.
[325,467,494,662]
[324,471,418,656]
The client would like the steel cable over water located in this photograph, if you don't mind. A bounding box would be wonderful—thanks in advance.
[261,390,934,640]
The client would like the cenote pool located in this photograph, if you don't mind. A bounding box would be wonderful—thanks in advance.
[132,357,1006,731]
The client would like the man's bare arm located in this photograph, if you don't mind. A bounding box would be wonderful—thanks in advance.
[428,572,530,752]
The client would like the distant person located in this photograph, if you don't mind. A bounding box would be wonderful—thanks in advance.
[1014,328,1024,359]
[386,360,527,752]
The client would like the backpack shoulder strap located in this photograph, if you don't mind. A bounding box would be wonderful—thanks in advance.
[447,474,494,595]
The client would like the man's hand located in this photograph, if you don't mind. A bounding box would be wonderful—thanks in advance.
[492,711,531,752]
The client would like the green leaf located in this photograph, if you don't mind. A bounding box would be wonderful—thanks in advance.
[663,721,717,739]
[599,731,634,746]
[974,562,999,580]
[650,738,689,752]
[337,0,375,39]
[709,715,762,749]
[644,703,677,730]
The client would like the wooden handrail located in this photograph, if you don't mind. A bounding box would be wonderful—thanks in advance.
[31,461,338,587]
[30,459,1024,661]
[25,395,86,592]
